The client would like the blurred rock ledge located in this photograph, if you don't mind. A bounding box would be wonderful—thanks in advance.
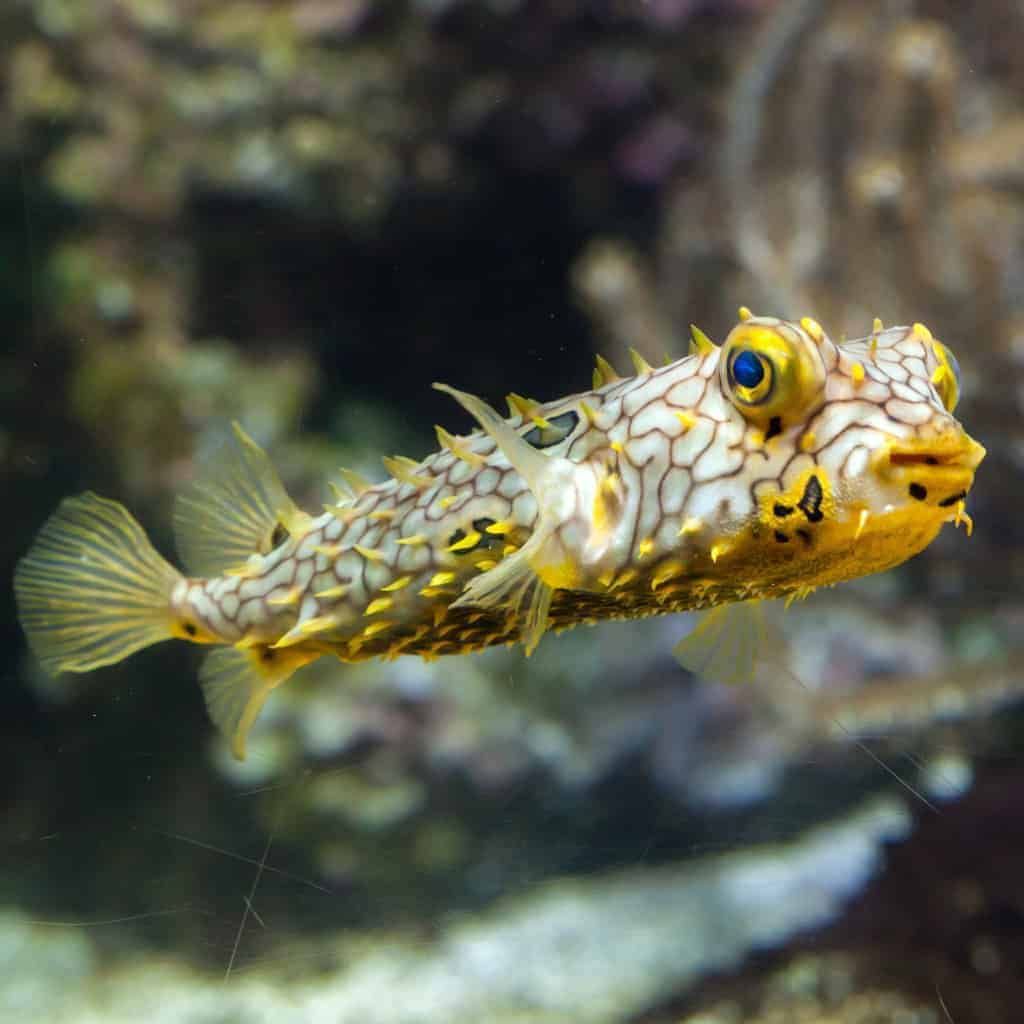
[3,795,907,1024]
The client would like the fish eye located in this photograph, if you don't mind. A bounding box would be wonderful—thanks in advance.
[720,320,824,425]
[728,350,772,402]
[932,342,961,412]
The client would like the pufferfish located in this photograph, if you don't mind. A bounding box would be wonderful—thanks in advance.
[15,310,985,759]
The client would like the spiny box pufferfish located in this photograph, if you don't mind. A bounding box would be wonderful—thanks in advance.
[15,310,985,759]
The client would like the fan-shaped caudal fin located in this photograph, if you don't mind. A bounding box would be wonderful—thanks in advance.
[200,644,320,760]
[173,422,313,578]
[433,382,580,654]
[672,600,771,687]
[14,492,183,675]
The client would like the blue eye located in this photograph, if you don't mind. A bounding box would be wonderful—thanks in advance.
[731,350,765,389]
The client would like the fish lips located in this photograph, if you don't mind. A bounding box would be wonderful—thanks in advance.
[873,432,986,504]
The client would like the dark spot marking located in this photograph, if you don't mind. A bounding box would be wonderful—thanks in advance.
[796,528,812,546]
[926,456,938,466]
[472,517,502,551]
[764,416,783,441]
[908,482,928,501]
[774,531,790,544]
[938,490,967,508]
[260,648,275,663]
[797,475,824,522]
[270,523,289,548]
[182,622,197,637]
[773,502,794,518]
[523,410,579,449]
[449,523,494,556]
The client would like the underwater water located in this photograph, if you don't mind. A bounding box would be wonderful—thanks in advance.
[2,1,1023,1021]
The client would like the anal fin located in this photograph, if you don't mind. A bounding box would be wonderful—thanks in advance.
[173,423,312,578]
[200,644,319,760]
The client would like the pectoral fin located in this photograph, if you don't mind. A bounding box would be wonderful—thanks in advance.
[200,644,319,760]
[433,382,568,654]
[173,423,312,577]
[451,549,554,655]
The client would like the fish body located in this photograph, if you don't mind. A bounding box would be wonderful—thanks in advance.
[15,312,985,758]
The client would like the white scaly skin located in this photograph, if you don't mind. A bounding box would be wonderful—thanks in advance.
[172,312,984,664]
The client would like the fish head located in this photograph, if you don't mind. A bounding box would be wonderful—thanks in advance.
[697,313,985,592]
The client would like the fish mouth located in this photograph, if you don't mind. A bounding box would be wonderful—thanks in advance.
[876,432,986,506]
[883,433,986,470]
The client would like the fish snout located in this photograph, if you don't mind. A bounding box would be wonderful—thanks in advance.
[874,431,986,508]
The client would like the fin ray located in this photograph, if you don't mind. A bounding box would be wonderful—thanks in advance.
[451,530,555,655]
[14,493,182,674]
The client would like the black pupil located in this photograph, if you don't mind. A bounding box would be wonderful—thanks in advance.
[732,351,765,388]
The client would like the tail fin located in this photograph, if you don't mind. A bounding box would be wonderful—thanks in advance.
[15,492,183,674]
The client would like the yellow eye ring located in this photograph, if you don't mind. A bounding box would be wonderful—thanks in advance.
[719,321,824,425]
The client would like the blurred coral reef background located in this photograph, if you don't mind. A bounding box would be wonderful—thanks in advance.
[1,1,1023,1021]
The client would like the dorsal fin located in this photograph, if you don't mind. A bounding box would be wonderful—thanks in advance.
[173,423,311,578]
